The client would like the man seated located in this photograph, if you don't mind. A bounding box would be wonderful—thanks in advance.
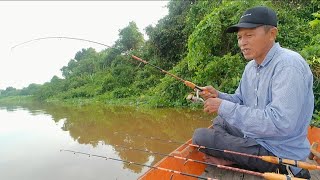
[193,6,314,179]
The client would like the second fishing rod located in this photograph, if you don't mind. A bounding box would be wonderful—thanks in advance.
[114,131,320,171]
[114,144,307,180]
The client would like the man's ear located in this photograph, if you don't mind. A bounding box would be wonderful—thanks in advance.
[270,27,278,41]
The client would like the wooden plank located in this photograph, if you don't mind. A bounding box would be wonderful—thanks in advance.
[202,159,320,180]
[139,126,320,180]
[201,165,262,180]
[139,139,207,180]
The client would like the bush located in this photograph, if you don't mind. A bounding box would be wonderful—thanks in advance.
[112,87,138,99]
[311,110,320,127]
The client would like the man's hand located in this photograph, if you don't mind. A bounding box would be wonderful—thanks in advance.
[199,86,218,100]
[204,98,222,114]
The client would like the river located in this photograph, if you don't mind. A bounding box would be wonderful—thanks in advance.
[0,102,212,180]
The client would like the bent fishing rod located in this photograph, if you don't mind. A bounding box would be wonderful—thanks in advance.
[130,55,203,91]
[60,149,217,180]
[11,36,204,92]
[114,144,307,180]
[114,132,320,171]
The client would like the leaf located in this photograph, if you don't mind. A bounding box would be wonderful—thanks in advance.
[309,19,320,28]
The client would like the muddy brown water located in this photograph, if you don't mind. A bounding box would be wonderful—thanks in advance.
[0,103,212,180]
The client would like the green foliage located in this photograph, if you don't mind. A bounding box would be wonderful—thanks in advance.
[74,47,97,62]
[115,21,144,52]
[145,0,193,69]
[112,87,138,99]
[0,87,20,97]
[61,85,100,99]
[2,0,320,114]
[311,110,320,127]
[310,13,320,28]
[132,67,160,93]
[98,48,121,69]
[186,8,222,70]
[194,53,245,93]
[149,1,254,106]
[34,82,56,101]
[148,59,195,107]
[101,73,119,93]
[61,48,100,78]
[20,83,41,96]
[275,4,317,51]
[184,1,220,36]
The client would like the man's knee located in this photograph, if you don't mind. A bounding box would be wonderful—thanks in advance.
[192,128,208,145]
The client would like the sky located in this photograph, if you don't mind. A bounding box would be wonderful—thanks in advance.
[0,1,168,90]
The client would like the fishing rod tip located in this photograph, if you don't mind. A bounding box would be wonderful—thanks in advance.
[10,47,15,53]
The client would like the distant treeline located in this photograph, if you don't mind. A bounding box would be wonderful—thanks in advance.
[1,1,320,118]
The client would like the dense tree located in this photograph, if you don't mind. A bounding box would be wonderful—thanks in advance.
[0,87,20,97]
[20,83,41,96]
[145,1,194,69]
[115,21,144,52]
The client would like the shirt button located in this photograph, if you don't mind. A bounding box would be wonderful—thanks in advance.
[255,104,257,106]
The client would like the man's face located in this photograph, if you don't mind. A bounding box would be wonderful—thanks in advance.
[237,26,276,63]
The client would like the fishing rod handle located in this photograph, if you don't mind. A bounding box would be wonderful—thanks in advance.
[261,156,319,170]
[131,55,148,64]
[184,81,198,90]
[184,81,214,97]
[263,173,307,180]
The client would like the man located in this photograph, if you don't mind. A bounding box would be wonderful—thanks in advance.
[192,6,314,179]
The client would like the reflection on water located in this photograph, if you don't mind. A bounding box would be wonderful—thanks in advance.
[0,102,211,180]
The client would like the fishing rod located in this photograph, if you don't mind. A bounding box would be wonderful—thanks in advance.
[131,55,203,91]
[11,36,205,92]
[60,149,217,180]
[11,36,113,50]
[114,132,320,171]
[114,144,306,180]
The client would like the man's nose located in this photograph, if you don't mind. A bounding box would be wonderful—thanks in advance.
[238,37,248,47]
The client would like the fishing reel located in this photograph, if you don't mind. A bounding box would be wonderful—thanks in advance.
[186,89,204,103]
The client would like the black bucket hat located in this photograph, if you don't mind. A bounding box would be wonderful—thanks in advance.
[226,6,277,33]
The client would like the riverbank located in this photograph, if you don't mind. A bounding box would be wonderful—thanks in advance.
[0,95,202,110]
[1,95,319,127]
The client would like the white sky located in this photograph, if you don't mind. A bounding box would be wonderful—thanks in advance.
[0,1,168,90]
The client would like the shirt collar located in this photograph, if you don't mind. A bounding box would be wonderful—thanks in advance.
[254,42,280,68]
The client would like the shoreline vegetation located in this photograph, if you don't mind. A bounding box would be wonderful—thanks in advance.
[1,1,320,127]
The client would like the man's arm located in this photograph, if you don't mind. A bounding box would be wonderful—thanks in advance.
[218,86,243,104]
[200,85,243,104]
[218,66,307,138]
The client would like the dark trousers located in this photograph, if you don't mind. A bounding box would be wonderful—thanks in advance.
[192,116,280,173]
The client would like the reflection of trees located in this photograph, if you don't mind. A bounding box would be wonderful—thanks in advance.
[0,102,211,173]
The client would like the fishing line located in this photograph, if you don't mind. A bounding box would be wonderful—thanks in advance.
[60,149,217,180]
[61,148,307,180]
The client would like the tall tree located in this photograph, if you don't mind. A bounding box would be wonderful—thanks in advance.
[115,21,144,52]
[145,1,193,69]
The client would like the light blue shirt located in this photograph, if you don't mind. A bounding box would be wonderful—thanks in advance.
[218,43,314,162]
